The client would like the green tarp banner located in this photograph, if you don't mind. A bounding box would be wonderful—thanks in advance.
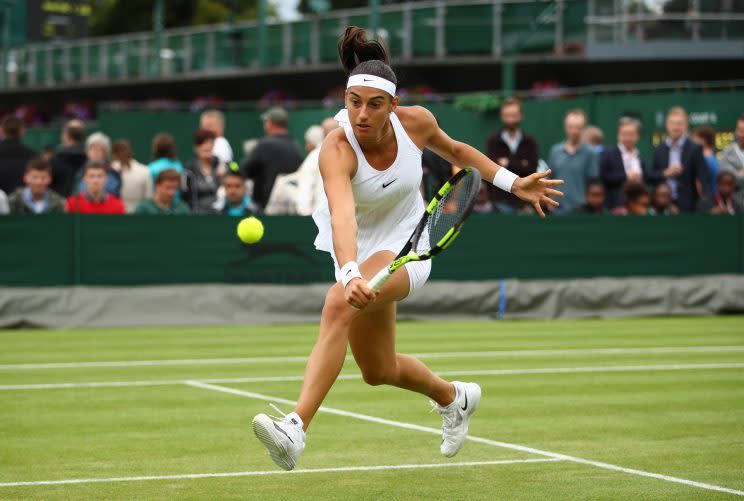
[1,214,742,287]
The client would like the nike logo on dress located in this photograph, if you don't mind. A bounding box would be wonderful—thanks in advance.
[461,393,468,411]
[382,179,397,188]
[273,422,294,443]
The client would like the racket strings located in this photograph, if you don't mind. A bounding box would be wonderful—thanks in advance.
[414,171,480,255]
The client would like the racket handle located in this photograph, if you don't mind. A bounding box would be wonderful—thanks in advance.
[368,266,393,292]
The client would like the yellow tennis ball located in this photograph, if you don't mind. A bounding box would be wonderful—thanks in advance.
[237,217,264,244]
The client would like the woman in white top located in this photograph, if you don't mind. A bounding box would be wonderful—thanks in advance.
[252,27,563,471]
[111,140,153,213]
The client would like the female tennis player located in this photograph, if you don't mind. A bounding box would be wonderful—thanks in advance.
[253,26,564,470]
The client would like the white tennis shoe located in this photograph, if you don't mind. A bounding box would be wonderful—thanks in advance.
[252,404,306,471]
[432,381,481,457]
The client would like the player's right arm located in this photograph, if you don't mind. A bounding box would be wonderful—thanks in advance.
[319,134,376,308]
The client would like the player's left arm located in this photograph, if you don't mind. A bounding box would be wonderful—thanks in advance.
[411,106,564,217]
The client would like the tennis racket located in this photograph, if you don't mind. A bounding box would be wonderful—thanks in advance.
[368,167,482,292]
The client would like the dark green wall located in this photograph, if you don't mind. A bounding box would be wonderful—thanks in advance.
[1,214,741,287]
[23,89,744,164]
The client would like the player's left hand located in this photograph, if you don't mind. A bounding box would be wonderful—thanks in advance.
[512,169,564,218]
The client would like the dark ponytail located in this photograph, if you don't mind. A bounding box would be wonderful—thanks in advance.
[337,26,397,85]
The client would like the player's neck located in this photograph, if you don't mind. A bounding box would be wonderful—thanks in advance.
[358,120,395,152]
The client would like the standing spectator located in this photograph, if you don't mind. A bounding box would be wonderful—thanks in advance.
[200,109,233,164]
[294,123,330,216]
[719,113,744,190]
[240,107,303,211]
[213,170,256,216]
[600,117,650,209]
[692,126,720,194]
[77,132,121,197]
[184,129,224,213]
[697,170,742,215]
[485,98,539,212]
[51,119,87,197]
[0,115,38,195]
[650,107,710,212]
[135,169,191,215]
[548,109,599,214]
[66,162,125,214]
[573,179,607,214]
[148,133,184,182]
[0,189,7,214]
[649,183,679,215]
[582,125,605,154]
[111,140,152,213]
[612,181,651,216]
[8,158,66,214]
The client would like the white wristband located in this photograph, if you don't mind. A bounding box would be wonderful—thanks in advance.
[340,261,363,288]
[492,168,519,193]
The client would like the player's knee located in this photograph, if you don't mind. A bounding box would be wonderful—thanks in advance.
[321,284,354,325]
[361,368,390,386]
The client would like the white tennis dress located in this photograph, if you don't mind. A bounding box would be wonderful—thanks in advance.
[312,108,431,292]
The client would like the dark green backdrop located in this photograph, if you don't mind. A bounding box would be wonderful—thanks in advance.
[23,89,744,165]
[1,214,742,287]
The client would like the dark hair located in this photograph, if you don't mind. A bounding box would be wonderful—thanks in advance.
[622,180,648,204]
[155,168,181,185]
[64,121,85,143]
[84,160,107,173]
[693,126,716,149]
[2,115,23,138]
[25,157,51,173]
[194,128,216,146]
[739,113,744,124]
[152,133,177,160]
[586,178,604,192]
[224,169,244,181]
[717,170,736,184]
[112,140,133,168]
[337,26,397,87]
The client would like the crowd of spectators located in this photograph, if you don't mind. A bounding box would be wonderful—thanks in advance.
[0,104,742,218]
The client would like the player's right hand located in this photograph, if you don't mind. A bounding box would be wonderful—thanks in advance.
[344,278,377,310]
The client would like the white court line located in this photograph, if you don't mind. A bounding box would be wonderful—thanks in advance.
[2,362,743,391]
[0,458,563,488]
[2,345,743,370]
[186,381,744,497]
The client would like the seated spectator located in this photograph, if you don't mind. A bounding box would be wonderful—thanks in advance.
[0,188,7,214]
[200,109,233,164]
[66,161,125,214]
[8,158,66,214]
[240,107,303,211]
[76,132,121,198]
[148,133,184,182]
[0,115,38,195]
[697,170,742,215]
[649,183,679,215]
[612,181,650,216]
[692,126,720,194]
[111,139,152,213]
[582,125,605,154]
[600,117,650,209]
[719,113,744,190]
[574,179,607,214]
[51,119,87,197]
[184,129,223,213]
[135,169,191,215]
[213,170,256,216]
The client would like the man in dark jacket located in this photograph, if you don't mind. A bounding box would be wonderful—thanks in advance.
[0,115,38,194]
[600,117,651,209]
[240,107,303,211]
[649,107,710,212]
[8,158,66,214]
[485,98,539,212]
[51,119,87,197]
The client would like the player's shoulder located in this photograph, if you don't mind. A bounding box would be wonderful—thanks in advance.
[395,105,437,135]
[319,127,356,174]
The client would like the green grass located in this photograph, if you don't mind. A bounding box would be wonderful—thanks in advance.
[1,317,743,500]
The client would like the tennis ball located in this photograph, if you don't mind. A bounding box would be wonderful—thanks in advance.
[237,216,264,244]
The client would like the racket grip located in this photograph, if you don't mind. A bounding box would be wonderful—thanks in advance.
[368,267,393,292]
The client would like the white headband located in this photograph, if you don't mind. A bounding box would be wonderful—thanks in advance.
[346,74,396,97]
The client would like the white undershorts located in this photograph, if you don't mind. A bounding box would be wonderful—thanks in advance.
[333,258,432,299]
